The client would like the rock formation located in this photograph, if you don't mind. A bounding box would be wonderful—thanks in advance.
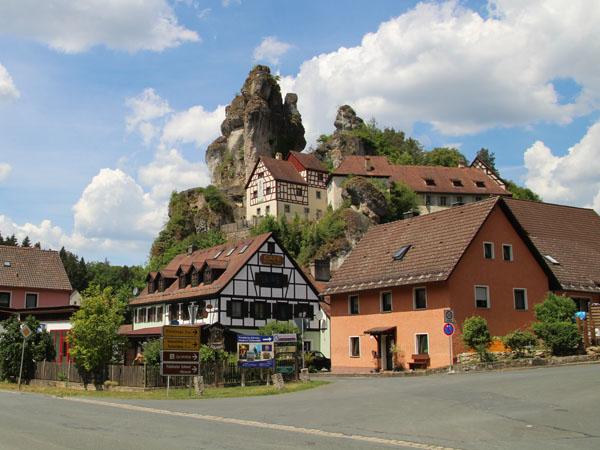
[205,65,306,190]
[334,104,364,133]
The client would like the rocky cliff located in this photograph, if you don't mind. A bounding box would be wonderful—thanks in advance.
[205,65,306,191]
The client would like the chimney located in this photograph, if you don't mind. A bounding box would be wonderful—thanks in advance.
[310,258,331,282]
[403,210,419,220]
[275,152,283,160]
[187,245,196,256]
[365,157,372,172]
[458,159,466,169]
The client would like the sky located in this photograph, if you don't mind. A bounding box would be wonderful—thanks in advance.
[0,0,599,267]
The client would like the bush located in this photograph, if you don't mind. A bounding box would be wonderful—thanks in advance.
[532,293,581,356]
[500,329,537,357]
[142,339,161,366]
[462,316,493,362]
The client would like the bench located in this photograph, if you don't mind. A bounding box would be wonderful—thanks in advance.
[408,353,430,370]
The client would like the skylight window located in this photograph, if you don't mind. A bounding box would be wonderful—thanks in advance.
[452,180,463,187]
[543,254,560,265]
[425,179,436,186]
[475,181,486,188]
[213,250,223,259]
[393,245,411,261]
[3,261,10,267]
[239,244,250,254]
[226,247,237,257]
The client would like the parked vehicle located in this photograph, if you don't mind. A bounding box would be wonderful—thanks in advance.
[306,351,331,371]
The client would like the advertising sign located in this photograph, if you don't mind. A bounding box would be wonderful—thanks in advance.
[273,333,297,342]
[237,335,274,368]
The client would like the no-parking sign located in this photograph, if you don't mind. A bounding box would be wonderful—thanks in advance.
[443,323,455,336]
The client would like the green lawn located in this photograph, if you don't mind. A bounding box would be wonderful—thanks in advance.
[0,380,329,400]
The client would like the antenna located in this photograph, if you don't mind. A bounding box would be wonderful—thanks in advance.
[132,287,139,296]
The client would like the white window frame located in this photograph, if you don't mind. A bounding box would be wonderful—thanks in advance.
[483,242,494,260]
[349,295,359,315]
[316,191,321,199]
[475,285,490,309]
[349,336,361,358]
[502,244,513,261]
[0,291,11,308]
[414,333,429,354]
[439,196,447,206]
[303,340,313,352]
[25,292,38,308]
[514,288,527,310]
[380,291,392,313]
[413,287,427,310]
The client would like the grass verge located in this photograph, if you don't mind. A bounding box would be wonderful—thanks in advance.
[0,380,329,400]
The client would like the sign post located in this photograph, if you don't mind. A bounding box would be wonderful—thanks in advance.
[161,326,201,396]
[18,324,32,391]
[443,322,455,373]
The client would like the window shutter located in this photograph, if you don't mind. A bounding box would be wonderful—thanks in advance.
[272,303,280,319]
[265,302,272,318]
[249,303,255,318]
[226,301,232,317]
[242,301,249,317]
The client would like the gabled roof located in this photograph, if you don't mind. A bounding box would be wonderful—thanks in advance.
[0,246,72,291]
[287,151,329,173]
[331,155,392,178]
[323,197,503,295]
[245,156,307,188]
[132,233,273,305]
[503,198,600,293]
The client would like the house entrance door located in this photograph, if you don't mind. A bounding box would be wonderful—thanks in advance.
[384,336,393,371]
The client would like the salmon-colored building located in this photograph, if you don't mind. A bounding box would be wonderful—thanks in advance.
[323,197,560,372]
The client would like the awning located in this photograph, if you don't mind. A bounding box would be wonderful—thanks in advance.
[364,326,396,335]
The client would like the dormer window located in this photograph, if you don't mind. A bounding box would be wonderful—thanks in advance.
[204,269,212,285]
[393,245,411,261]
[475,181,486,188]
[191,269,199,287]
[158,277,166,292]
[425,179,436,186]
[452,180,463,187]
[148,280,156,294]
[179,273,188,289]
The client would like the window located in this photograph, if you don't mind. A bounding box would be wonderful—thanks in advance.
[229,300,245,319]
[439,196,447,206]
[303,341,312,352]
[381,292,392,312]
[258,172,263,178]
[413,287,427,310]
[295,303,315,319]
[274,302,293,320]
[452,180,463,187]
[318,173,324,182]
[425,195,433,206]
[265,205,270,215]
[455,196,464,204]
[255,271,288,288]
[316,191,321,199]
[483,242,494,259]
[149,306,156,322]
[475,286,490,309]
[226,247,236,257]
[425,178,436,186]
[284,204,290,213]
[0,292,10,308]
[157,306,163,321]
[265,186,271,195]
[474,196,483,202]
[25,293,38,308]
[503,244,513,261]
[544,254,559,265]
[393,245,411,261]
[251,301,269,320]
[349,336,360,357]
[252,190,257,199]
[514,289,527,310]
[267,242,275,253]
[179,274,187,289]
[304,208,310,215]
[475,181,486,188]
[316,209,322,219]
[256,207,261,215]
[239,244,250,254]
[296,188,302,196]
[191,269,199,287]
[349,295,359,315]
[415,334,429,354]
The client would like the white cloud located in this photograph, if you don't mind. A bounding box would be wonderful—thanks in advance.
[161,105,225,148]
[280,0,600,143]
[0,0,200,53]
[0,64,20,102]
[125,88,172,145]
[222,0,241,7]
[523,120,600,211]
[0,163,11,181]
[253,36,292,66]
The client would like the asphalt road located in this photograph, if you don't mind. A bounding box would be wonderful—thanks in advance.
[1,363,598,450]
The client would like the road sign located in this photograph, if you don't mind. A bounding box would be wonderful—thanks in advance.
[443,323,455,336]
[444,310,455,324]
[20,324,32,339]
[276,366,294,373]
[161,362,200,376]
[162,351,199,362]
[162,337,201,351]
[274,334,297,342]
[162,325,200,338]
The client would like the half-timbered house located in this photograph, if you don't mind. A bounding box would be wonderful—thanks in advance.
[245,151,329,222]
[124,233,325,363]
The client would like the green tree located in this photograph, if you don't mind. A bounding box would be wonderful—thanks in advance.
[67,285,129,381]
[21,236,32,247]
[142,339,161,366]
[506,181,542,202]
[59,247,90,293]
[258,321,300,341]
[476,148,496,171]
[0,315,55,382]
[461,316,493,362]
[385,181,419,222]
[531,293,580,355]
[424,147,467,167]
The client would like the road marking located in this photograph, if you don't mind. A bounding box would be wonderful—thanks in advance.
[63,397,462,450]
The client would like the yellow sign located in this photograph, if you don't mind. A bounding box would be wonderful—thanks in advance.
[162,325,200,339]
[162,338,200,351]
[260,254,284,266]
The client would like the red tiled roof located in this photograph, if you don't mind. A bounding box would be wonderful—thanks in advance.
[131,233,273,305]
[332,155,393,177]
[288,151,329,172]
[0,246,72,291]
[323,197,501,295]
[260,157,307,185]
[504,198,600,293]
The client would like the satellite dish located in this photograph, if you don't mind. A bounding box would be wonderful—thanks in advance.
[315,309,324,321]
[132,287,139,296]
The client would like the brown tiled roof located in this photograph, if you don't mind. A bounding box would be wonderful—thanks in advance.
[332,155,393,178]
[259,157,307,185]
[131,233,273,305]
[288,151,329,172]
[503,198,600,293]
[323,197,501,295]
[389,166,511,196]
[0,246,72,291]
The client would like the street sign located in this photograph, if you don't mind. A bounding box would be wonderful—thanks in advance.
[161,362,200,376]
[162,337,201,351]
[20,324,32,339]
[444,310,455,324]
[162,325,200,338]
[276,366,294,373]
[443,323,455,336]
[162,351,199,362]
[273,334,297,342]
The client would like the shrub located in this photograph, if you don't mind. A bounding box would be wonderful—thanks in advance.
[462,316,493,362]
[532,293,581,356]
[500,329,537,357]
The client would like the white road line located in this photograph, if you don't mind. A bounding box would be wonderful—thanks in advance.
[63,397,462,450]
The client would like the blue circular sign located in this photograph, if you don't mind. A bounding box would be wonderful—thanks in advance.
[443,323,454,336]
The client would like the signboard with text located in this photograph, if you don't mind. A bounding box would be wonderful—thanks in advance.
[161,362,200,376]
[160,325,201,376]
[237,335,274,368]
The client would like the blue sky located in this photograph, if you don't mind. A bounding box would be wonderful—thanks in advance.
[0,0,599,266]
